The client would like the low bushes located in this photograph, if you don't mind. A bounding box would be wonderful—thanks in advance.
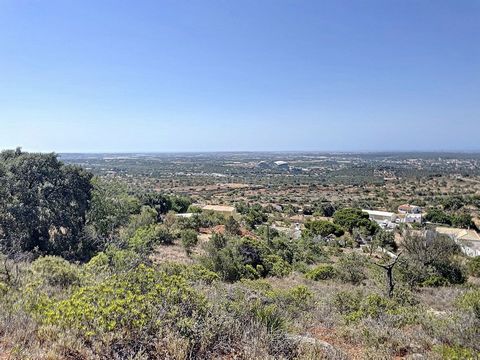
[34,265,207,338]
[306,264,336,281]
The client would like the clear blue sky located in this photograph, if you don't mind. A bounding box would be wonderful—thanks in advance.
[0,0,479,152]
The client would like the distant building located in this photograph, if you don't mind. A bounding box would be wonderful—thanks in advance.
[363,209,397,230]
[175,213,194,218]
[436,226,480,257]
[363,209,397,223]
[256,161,271,169]
[398,204,422,214]
[202,204,236,216]
[273,161,289,170]
[402,213,422,224]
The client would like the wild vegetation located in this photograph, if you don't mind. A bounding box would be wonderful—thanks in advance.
[1,150,479,359]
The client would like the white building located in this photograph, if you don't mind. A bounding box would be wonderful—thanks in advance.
[402,213,422,224]
[362,209,398,229]
[436,226,480,257]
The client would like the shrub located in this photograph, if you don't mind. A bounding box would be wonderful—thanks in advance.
[456,289,480,319]
[424,208,452,225]
[85,246,143,275]
[434,345,478,360]
[467,256,480,277]
[180,229,198,256]
[128,224,173,253]
[337,253,367,284]
[306,264,336,281]
[162,263,219,284]
[331,290,363,315]
[263,255,292,277]
[35,265,207,338]
[30,256,81,288]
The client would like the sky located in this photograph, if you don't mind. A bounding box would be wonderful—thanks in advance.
[0,0,479,153]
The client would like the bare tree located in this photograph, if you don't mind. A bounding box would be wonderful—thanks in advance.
[373,252,402,298]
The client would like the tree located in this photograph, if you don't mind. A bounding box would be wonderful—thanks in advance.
[424,208,452,225]
[333,208,377,235]
[0,149,93,259]
[87,178,139,238]
[225,216,241,236]
[303,220,344,238]
[372,229,398,252]
[181,229,198,256]
[399,231,466,286]
[373,252,402,298]
[244,206,268,229]
[452,212,475,229]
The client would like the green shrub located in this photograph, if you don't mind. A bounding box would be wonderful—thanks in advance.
[467,256,480,277]
[263,254,292,277]
[85,246,143,275]
[337,253,367,284]
[35,265,207,338]
[306,264,336,281]
[421,275,449,287]
[434,345,478,360]
[162,263,219,284]
[331,290,363,315]
[303,220,344,238]
[456,289,480,319]
[128,224,173,253]
[30,256,81,288]
[180,229,198,256]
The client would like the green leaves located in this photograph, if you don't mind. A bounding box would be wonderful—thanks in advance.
[0,150,93,259]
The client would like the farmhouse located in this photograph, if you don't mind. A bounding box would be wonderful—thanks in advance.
[436,226,480,257]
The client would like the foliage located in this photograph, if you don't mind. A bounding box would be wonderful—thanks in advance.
[128,224,174,253]
[333,208,377,235]
[336,253,367,284]
[303,220,344,238]
[0,149,93,259]
[244,205,268,229]
[180,229,198,256]
[451,212,476,229]
[30,256,82,288]
[456,289,480,319]
[201,236,295,281]
[433,345,478,360]
[87,178,139,238]
[399,231,466,287]
[467,256,480,277]
[372,229,397,252]
[424,208,476,229]
[306,264,336,281]
[35,265,207,338]
[225,216,241,235]
[424,208,452,225]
